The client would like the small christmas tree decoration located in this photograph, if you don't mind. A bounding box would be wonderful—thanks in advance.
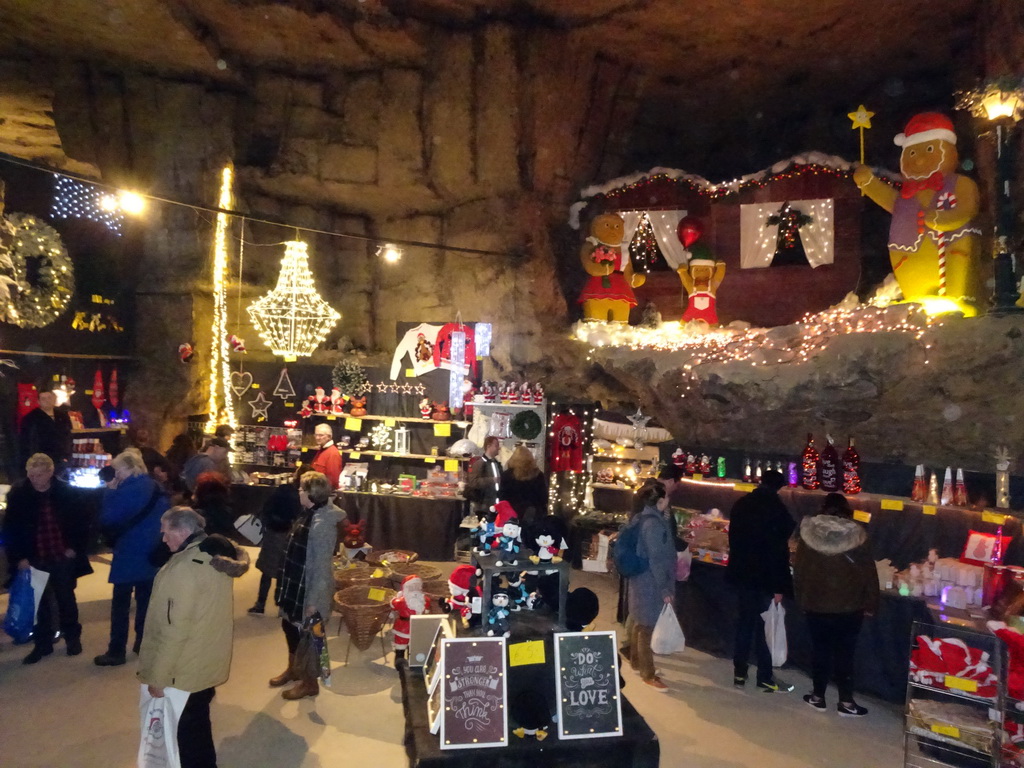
[939,467,954,506]
[801,434,820,490]
[927,471,940,504]
[787,461,799,487]
[954,468,968,507]
[716,456,727,478]
[273,368,296,400]
[842,437,861,495]
[911,464,927,502]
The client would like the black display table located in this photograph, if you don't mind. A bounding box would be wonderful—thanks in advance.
[397,660,659,768]
[676,560,934,702]
[475,553,570,627]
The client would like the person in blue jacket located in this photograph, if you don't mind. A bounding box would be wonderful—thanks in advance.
[95,448,169,666]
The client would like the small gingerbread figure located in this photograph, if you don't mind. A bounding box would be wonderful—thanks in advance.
[678,246,726,326]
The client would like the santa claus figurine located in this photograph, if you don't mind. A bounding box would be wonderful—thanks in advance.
[330,387,346,416]
[446,564,477,628]
[391,575,430,661]
[313,386,330,414]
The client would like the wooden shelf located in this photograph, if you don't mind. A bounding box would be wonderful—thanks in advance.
[72,427,127,434]
[341,449,471,461]
[347,414,469,428]
[471,401,545,409]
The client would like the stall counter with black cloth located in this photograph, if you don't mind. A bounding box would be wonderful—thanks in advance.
[397,660,659,768]
[343,491,464,561]
[677,560,936,702]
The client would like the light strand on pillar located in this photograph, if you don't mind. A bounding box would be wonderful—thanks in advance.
[207,165,236,429]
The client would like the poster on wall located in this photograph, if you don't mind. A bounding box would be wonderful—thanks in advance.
[439,637,507,750]
[554,631,622,740]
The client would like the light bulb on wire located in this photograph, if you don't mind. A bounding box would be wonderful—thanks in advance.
[117,191,147,215]
[377,243,402,264]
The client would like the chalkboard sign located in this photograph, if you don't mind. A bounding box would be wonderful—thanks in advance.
[440,637,508,750]
[554,631,622,740]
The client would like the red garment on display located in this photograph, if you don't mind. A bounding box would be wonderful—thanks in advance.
[909,635,998,698]
[995,628,1024,700]
[432,323,478,377]
[549,413,583,473]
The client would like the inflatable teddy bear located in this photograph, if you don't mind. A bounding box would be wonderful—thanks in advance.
[578,213,645,323]
[853,112,982,316]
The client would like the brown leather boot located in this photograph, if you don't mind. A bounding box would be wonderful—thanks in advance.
[269,654,297,687]
[282,677,319,700]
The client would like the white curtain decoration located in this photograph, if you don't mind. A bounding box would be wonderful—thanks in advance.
[739,198,834,269]
[647,210,690,270]
[618,211,642,260]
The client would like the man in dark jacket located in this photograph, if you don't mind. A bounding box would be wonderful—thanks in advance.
[19,391,72,475]
[726,469,795,692]
[2,453,93,663]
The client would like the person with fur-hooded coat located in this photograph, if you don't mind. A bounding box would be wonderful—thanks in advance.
[794,493,879,718]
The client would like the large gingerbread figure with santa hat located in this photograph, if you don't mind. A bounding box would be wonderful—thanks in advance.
[390,574,430,660]
[853,112,983,316]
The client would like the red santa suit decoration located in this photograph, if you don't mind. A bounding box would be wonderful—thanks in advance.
[390,575,430,656]
[549,412,583,473]
[447,564,477,626]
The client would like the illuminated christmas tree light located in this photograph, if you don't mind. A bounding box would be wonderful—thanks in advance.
[207,165,236,429]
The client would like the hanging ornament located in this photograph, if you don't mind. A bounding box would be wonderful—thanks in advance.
[677,215,704,248]
[228,334,247,353]
[178,343,195,363]
[627,408,651,449]
[273,368,296,400]
[230,370,254,398]
[801,434,820,490]
[911,465,927,502]
[954,468,968,507]
[247,391,272,422]
[108,368,120,409]
[246,240,341,359]
[841,437,861,495]
[447,328,468,410]
[940,467,954,506]
[91,368,106,410]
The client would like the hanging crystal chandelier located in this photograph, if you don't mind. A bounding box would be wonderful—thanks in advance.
[247,240,341,359]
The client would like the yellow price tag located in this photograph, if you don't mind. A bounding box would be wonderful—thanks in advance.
[922,505,937,516]
[284,356,297,363]
[285,402,295,408]
[349,452,361,459]
[880,499,903,510]
[405,368,415,378]
[85,389,94,395]
[433,423,451,437]
[692,473,703,481]
[944,675,979,693]
[52,374,60,381]
[425,457,435,464]
[327,415,337,421]
[371,569,385,578]
[384,418,396,427]
[853,510,871,524]
[931,724,960,739]
[983,511,1007,525]
[374,454,382,461]
[367,587,386,602]
[508,640,546,667]
[345,417,362,431]
[444,459,459,472]
[733,483,757,493]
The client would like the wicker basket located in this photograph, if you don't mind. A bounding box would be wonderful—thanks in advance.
[907,698,995,754]
[334,561,392,591]
[333,585,396,651]
[365,549,419,568]
[388,562,443,589]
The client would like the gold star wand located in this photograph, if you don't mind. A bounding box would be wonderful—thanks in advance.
[848,104,874,165]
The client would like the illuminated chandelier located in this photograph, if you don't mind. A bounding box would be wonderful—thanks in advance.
[247,240,340,359]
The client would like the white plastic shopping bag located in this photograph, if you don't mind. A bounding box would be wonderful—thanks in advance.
[29,567,50,622]
[761,601,788,667]
[138,684,190,768]
[650,604,686,655]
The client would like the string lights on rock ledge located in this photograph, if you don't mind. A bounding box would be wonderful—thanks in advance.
[574,302,940,388]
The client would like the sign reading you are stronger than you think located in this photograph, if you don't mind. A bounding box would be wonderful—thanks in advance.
[554,631,623,739]
[440,637,508,750]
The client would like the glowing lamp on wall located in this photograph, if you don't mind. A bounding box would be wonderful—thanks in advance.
[246,240,341,359]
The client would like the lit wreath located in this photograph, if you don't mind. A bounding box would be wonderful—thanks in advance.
[3,213,75,328]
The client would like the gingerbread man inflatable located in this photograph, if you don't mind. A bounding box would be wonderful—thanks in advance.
[578,213,645,323]
[678,244,726,326]
[853,112,982,316]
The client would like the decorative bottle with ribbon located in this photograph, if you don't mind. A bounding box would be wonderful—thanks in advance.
[842,437,861,494]
[801,434,820,490]
[818,435,840,492]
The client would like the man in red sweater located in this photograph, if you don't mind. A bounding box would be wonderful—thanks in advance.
[310,423,342,489]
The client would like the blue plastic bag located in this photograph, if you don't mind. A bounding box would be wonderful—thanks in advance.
[3,569,35,643]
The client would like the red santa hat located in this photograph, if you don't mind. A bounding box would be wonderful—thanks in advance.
[401,574,423,593]
[894,112,957,148]
[493,500,518,529]
[448,564,476,594]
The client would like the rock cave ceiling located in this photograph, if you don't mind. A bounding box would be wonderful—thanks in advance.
[0,0,982,183]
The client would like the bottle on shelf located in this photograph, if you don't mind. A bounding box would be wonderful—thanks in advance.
[954,468,968,507]
[927,471,940,504]
[743,457,752,483]
[754,460,763,483]
[787,461,799,487]
[819,435,841,492]
[911,464,927,502]
[993,525,1005,564]
[774,460,783,474]
[842,437,861,495]
[939,467,954,506]
[801,434,820,490]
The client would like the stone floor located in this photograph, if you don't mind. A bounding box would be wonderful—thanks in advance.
[0,552,905,767]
